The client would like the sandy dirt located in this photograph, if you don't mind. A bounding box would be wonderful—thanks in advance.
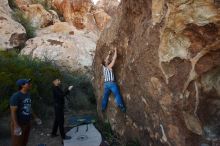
[0,111,97,146]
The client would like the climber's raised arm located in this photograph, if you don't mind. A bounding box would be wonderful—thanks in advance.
[102,50,111,67]
[105,50,111,64]
[108,47,117,69]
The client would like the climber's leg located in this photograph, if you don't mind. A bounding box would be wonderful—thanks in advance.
[101,83,111,111]
[110,82,126,112]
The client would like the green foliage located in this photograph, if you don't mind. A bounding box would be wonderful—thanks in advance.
[96,120,121,146]
[0,51,97,117]
[0,51,61,114]
[8,0,18,9]
[96,120,141,146]
[126,139,141,146]
[12,9,36,39]
[62,71,96,111]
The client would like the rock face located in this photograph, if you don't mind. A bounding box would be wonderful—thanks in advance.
[0,0,26,50]
[12,0,104,72]
[93,0,220,146]
[52,0,111,31]
[21,22,98,72]
[14,0,58,28]
[20,4,53,28]
[96,0,120,17]
[92,7,111,31]
[15,0,31,7]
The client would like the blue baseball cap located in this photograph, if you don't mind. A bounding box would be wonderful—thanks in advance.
[16,79,31,87]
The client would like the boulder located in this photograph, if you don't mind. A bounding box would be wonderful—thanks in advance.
[52,0,95,30]
[20,4,53,28]
[52,0,111,31]
[0,0,26,50]
[93,0,220,146]
[96,0,120,17]
[92,7,111,31]
[21,22,98,72]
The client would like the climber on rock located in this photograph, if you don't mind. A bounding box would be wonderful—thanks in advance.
[101,47,126,113]
[51,78,73,141]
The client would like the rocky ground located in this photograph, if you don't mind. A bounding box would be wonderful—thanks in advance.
[0,110,97,146]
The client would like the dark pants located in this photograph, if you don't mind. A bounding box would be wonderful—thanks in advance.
[52,106,65,138]
[11,122,31,146]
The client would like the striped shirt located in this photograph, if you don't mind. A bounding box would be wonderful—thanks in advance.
[103,66,115,82]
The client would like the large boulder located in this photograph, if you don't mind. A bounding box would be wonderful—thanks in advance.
[93,0,220,146]
[21,22,98,72]
[20,4,54,28]
[0,0,26,50]
[52,0,95,30]
[91,7,111,31]
[52,0,111,31]
[96,0,120,17]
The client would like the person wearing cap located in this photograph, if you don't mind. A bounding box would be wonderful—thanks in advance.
[51,78,73,140]
[10,79,42,146]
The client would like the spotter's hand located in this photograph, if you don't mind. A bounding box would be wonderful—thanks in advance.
[68,85,74,91]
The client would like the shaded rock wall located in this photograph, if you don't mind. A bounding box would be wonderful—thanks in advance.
[93,0,220,145]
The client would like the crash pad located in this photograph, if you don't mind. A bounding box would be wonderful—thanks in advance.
[64,124,102,146]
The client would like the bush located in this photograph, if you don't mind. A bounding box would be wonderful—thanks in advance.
[0,51,97,117]
[62,71,96,111]
[12,9,36,39]
[0,51,61,115]
[126,139,141,146]
[96,120,121,146]
[8,0,18,9]
[96,120,141,146]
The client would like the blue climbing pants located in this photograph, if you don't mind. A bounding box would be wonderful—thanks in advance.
[101,82,125,111]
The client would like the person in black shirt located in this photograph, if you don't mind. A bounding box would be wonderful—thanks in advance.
[51,78,73,140]
[10,79,42,146]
